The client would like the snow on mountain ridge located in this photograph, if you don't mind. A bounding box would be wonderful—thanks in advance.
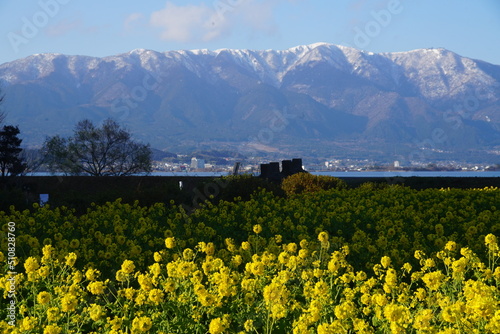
[0,43,498,101]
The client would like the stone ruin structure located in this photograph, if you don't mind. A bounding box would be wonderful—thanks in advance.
[259,158,307,181]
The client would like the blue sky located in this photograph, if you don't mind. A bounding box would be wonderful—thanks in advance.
[1,0,500,65]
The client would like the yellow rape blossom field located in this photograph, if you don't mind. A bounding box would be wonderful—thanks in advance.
[0,184,499,333]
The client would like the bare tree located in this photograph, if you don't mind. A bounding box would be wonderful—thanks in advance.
[43,119,152,176]
[20,148,45,175]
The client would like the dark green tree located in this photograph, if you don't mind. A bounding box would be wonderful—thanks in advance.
[0,125,26,177]
[43,119,152,176]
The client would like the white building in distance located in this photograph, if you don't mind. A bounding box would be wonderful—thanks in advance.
[191,157,205,169]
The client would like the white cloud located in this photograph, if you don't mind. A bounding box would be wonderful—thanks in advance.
[148,0,292,43]
[150,2,219,42]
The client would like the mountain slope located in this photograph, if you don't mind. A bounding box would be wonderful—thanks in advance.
[0,43,499,162]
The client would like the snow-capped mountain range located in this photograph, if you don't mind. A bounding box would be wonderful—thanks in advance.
[1,43,499,161]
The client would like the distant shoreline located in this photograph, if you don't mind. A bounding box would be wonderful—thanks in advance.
[24,171,500,178]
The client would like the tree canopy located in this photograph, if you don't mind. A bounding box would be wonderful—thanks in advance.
[0,125,26,177]
[43,119,152,176]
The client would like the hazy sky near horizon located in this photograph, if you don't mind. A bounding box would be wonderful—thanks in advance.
[1,0,500,65]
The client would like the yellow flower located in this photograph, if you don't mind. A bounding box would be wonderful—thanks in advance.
[209,315,230,334]
[46,307,60,322]
[253,224,262,234]
[318,231,329,243]
[87,281,106,295]
[88,303,105,321]
[441,301,465,323]
[24,257,40,273]
[414,288,426,301]
[380,256,391,268]
[334,301,356,320]
[250,262,265,275]
[444,240,457,251]
[165,237,176,249]
[241,241,251,251]
[137,273,154,291]
[183,248,195,260]
[131,316,152,332]
[263,281,289,319]
[286,243,297,253]
[163,278,176,292]
[460,247,474,259]
[278,252,289,265]
[494,267,500,281]
[298,249,308,259]
[384,268,398,288]
[485,233,497,245]
[21,316,37,331]
[372,293,388,307]
[119,287,136,300]
[61,294,78,312]
[485,310,500,333]
[37,291,51,305]
[149,263,161,277]
[243,319,254,332]
[85,268,100,281]
[121,260,135,274]
[383,303,410,323]
[38,265,50,278]
[451,257,468,278]
[317,322,340,334]
[148,289,165,305]
[42,245,56,263]
[65,252,77,267]
[414,250,425,260]
[109,316,123,330]
[232,255,243,266]
[413,308,433,331]
[153,252,162,262]
[43,324,62,334]
[177,261,195,278]
[116,270,127,282]
[205,242,215,255]
[422,271,445,291]
[313,280,329,297]
[485,233,499,253]
[198,291,217,307]
[192,269,203,283]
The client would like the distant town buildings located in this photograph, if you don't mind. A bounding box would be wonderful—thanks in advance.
[150,155,499,174]
[190,157,205,169]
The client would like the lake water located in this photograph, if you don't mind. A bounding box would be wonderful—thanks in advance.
[26,171,500,177]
